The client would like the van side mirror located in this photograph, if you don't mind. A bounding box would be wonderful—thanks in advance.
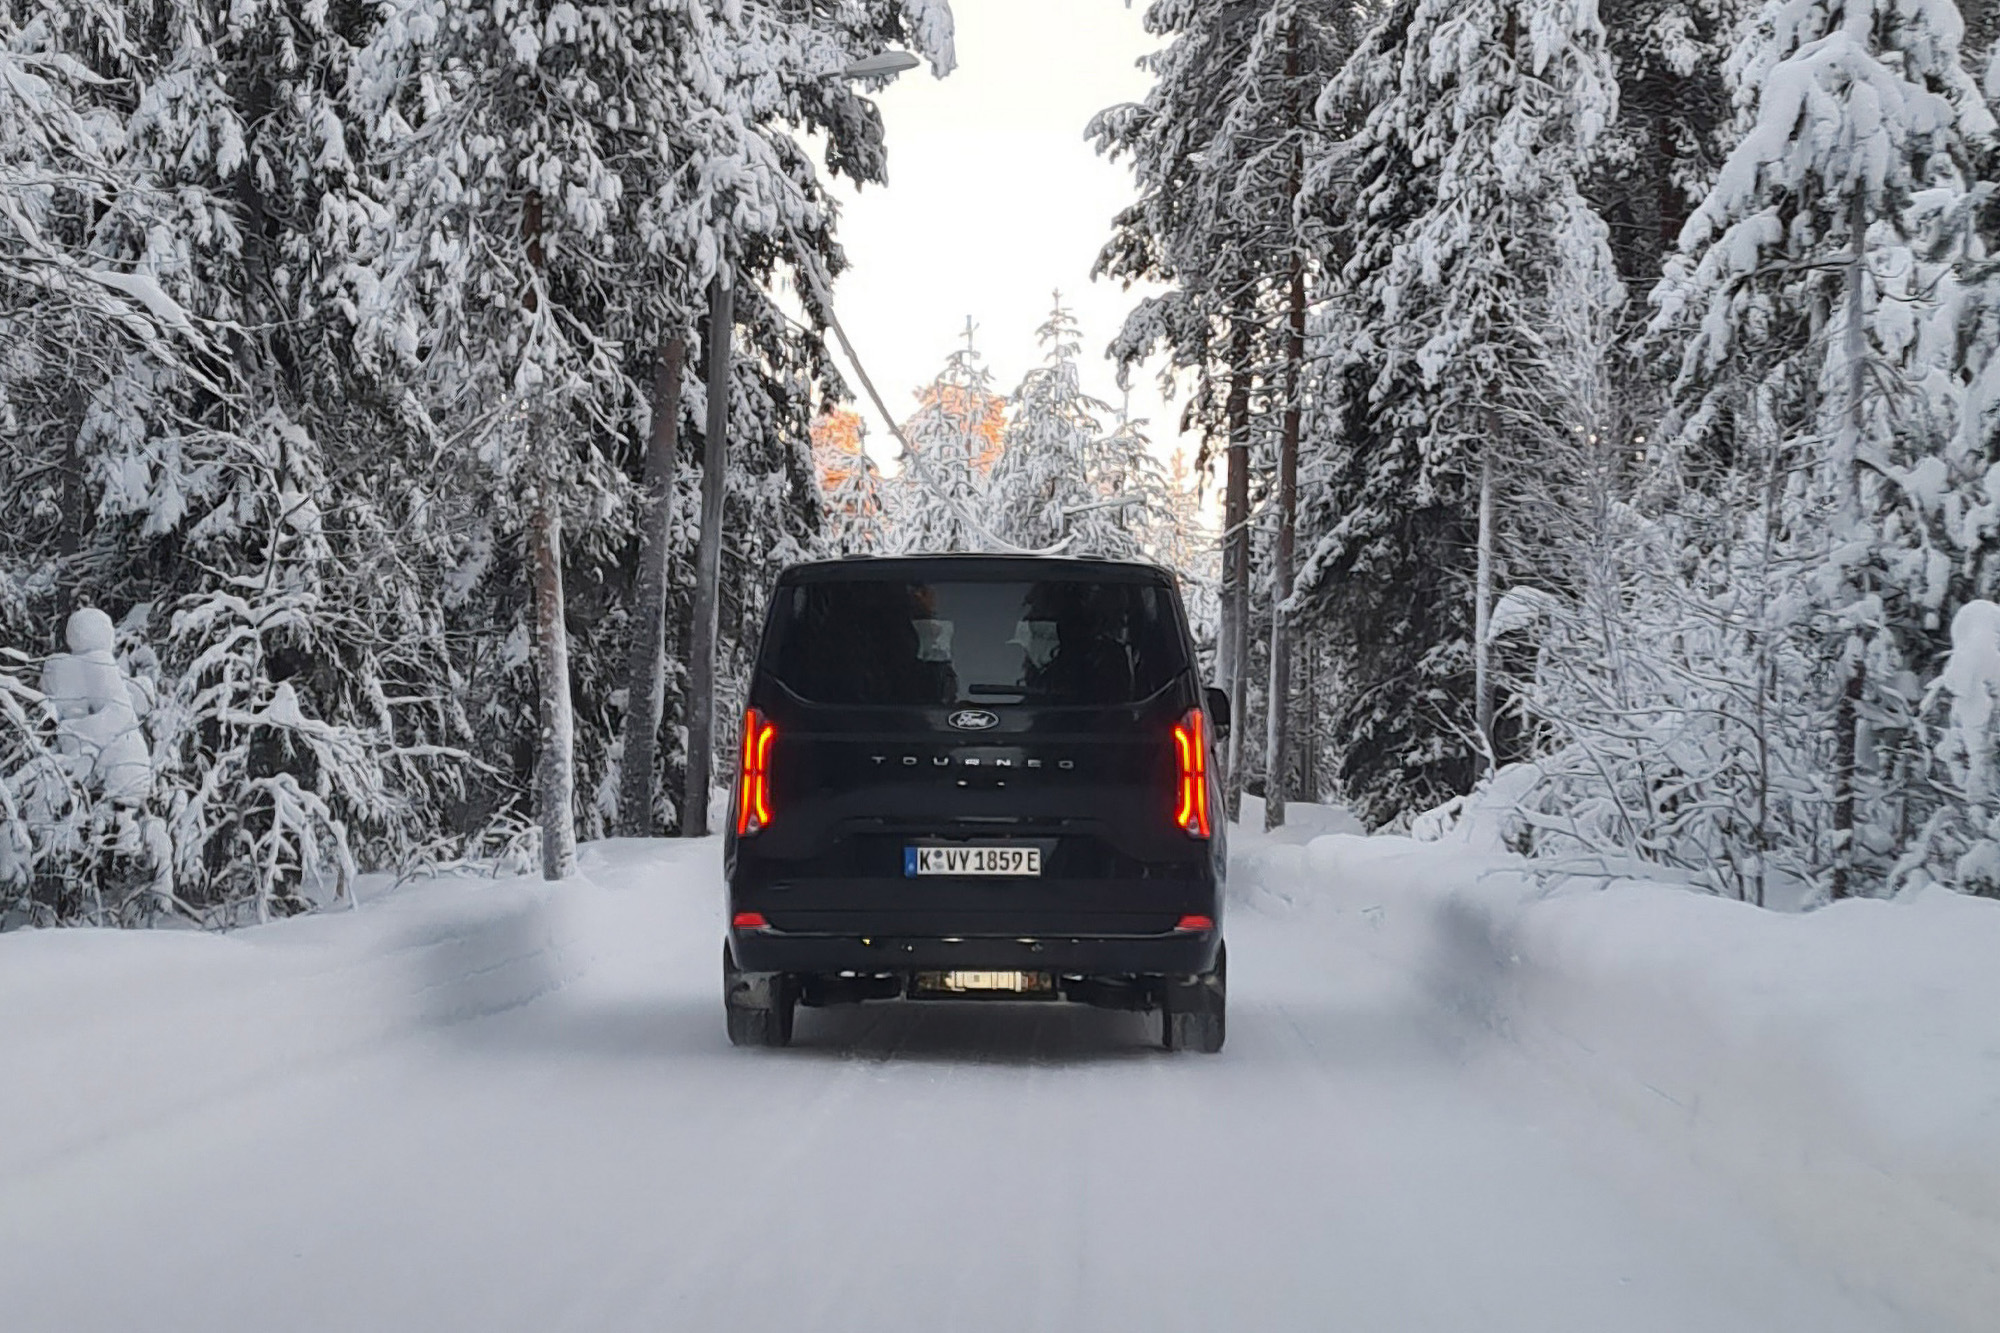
[1204,686,1232,738]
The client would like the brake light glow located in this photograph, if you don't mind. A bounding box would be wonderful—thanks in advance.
[1175,914,1215,932]
[1172,708,1212,839]
[735,708,776,836]
[732,911,769,929]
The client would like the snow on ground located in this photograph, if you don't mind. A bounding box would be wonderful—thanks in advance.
[0,816,1993,1331]
[1234,827,2000,1332]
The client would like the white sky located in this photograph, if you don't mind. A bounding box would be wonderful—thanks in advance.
[821,0,1196,483]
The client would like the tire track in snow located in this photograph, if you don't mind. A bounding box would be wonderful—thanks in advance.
[547,1011,905,1331]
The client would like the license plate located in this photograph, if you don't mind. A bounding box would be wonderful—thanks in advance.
[906,845,1042,877]
[920,970,1054,994]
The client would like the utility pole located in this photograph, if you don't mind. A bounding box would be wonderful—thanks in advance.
[682,271,733,838]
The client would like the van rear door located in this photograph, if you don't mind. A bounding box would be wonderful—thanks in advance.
[733,563,1209,933]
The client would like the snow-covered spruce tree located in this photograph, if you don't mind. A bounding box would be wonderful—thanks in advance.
[0,0,463,921]
[0,658,70,923]
[1579,0,1746,476]
[1156,446,1223,646]
[1457,401,1839,904]
[341,0,954,873]
[1650,0,1995,899]
[1588,0,1744,300]
[1897,599,2000,896]
[0,0,953,916]
[991,297,1126,556]
[812,409,888,554]
[822,452,891,555]
[886,337,1002,553]
[1294,0,1621,828]
[343,0,705,879]
[1095,0,1355,821]
[1092,0,1268,712]
[0,0,243,649]
[1095,408,1183,566]
[987,302,1181,562]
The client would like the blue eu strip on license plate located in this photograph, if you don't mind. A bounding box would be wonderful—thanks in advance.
[904,846,919,877]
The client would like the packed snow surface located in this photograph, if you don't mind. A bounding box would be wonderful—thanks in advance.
[2,815,1994,1331]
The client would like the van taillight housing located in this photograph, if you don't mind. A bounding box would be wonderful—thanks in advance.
[735,708,776,836]
[1172,708,1211,839]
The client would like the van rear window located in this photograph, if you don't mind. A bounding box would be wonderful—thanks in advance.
[764,578,1188,706]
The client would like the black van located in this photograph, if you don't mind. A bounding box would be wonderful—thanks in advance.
[723,555,1228,1051]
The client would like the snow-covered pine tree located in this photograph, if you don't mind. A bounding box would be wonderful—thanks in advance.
[820,432,891,556]
[822,452,890,555]
[1898,599,2000,896]
[1588,0,1743,301]
[886,337,1002,553]
[1651,0,1995,899]
[1095,407,1183,566]
[340,0,955,873]
[985,299,1183,563]
[3,0,956,916]
[1096,1,1266,805]
[812,408,888,554]
[1295,0,1622,827]
[0,0,466,920]
[1094,0,1355,820]
[990,296,1121,555]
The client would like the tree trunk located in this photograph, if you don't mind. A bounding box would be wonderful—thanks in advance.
[683,273,734,838]
[1265,171,1306,832]
[1221,287,1255,823]
[1305,633,1321,803]
[616,336,687,836]
[1830,189,1870,899]
[521,188,575,880]
[532,459,577,880]
[1264,32,1305,833]
[1474,440,1495,777]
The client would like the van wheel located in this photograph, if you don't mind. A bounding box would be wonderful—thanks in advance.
[1161,941,1225,1054]
[723,941,796,1048]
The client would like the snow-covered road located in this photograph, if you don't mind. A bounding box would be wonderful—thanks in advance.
[1,831,1983,1332]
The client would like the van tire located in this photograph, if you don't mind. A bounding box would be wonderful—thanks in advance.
[724,941,796,1048]
[1161,941,1225,1054]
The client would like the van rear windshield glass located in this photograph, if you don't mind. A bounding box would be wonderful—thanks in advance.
[764,578,1188,706]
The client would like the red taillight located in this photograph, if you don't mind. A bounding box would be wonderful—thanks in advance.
[735,708,776,836]
[1172,707,1212,838]
[1175,914,1215,932]
[732,911,768,929]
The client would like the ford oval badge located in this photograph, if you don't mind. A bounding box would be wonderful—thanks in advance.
[949,709,1000,732]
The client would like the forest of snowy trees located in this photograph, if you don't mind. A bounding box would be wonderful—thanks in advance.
[1095,0,2000,904]
[816,298,1194,568]
[10,0,2000,926]
[0,0,956,924]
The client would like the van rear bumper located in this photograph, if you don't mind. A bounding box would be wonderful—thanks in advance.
[727,923,1221,977]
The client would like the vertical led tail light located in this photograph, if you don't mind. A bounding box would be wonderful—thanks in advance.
[1172,708,1211,839]
[735,708,776,836]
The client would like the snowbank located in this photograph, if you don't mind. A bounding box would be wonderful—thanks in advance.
[1234,831,2000,1332]
[0,860,584,1182]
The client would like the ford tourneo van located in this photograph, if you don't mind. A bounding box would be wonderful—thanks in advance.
[723,555,1228,1051]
